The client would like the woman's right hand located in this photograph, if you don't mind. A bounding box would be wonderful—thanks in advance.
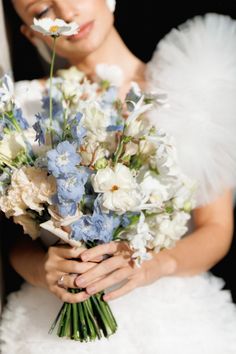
[44,245,97,303]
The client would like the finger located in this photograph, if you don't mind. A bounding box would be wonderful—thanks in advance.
[103,280,136,301]
[75,255,125,287]
[81,242,118,262]
[57,273,78,289]
[55,286,90,303]
[86,267,132,295]
[58,260,97,274]
[49,245,86,260]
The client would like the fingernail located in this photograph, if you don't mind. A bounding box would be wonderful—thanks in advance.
[103,295,110,301]
[87,286,96,294]
[76,277,85,286]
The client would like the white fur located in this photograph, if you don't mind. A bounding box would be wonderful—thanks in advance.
[147,13,236,206]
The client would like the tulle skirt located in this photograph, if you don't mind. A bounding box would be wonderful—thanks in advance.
[1,273,236,354]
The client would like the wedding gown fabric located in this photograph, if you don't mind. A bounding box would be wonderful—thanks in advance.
[1,13,236,354]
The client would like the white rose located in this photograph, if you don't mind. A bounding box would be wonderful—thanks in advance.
[91,163,143,214]
[0,132,27,160]
[96,64,124,87]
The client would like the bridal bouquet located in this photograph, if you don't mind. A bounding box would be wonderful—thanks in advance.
[0,18,196,342]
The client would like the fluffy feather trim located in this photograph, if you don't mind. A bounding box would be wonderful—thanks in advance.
[146,13,236,206]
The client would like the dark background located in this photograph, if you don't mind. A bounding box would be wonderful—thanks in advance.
[1,0,236,301]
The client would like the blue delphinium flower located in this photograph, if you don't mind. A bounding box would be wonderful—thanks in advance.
[42,96,63,119]
[47,141,81,177]
[0,121,6,140]
[13,107,29,130]
[106,124,123,132]
[70,211,120,244]
[57,168,90,203]
[70,113,87,145]
[101,86,118,107]
[52,195,77,217]
[33,113,47,145]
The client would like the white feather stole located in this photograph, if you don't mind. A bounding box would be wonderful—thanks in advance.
[146,13,236,206]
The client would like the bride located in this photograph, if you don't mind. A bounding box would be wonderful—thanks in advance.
[1,0,236,353]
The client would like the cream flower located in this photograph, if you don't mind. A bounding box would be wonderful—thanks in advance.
[91,163,143,214]
[13,214,40,240]
[96,64,124,87]
[0,167,56,218]
[31,18,79,37]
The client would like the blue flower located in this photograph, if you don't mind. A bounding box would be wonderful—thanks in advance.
[42,96,63,120]
[47,141,81,177]
[106,124,124,132]
[70,211,120,243]
[57,168,90,203]
[101,86,118,106]
[70,113,87,145]
[13,107,29,130]
[33,114,47,145]
[0,121,6,140]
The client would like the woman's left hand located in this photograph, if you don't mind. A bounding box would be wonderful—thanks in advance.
[75,241,175,301]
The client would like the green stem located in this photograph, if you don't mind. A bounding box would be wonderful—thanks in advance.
[57,303,68,337]
[49,36,57,148]
[82,300,97,341]
[78,302,88,341]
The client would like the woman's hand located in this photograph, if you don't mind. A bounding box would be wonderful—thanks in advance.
[75,241,176,301]
[44,245,98,303]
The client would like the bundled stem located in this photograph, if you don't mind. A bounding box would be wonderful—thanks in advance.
[50,288,117,342]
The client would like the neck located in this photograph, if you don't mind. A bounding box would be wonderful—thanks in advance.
[69,27,146,87]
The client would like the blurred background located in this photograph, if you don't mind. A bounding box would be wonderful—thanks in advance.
[1,0,236,304]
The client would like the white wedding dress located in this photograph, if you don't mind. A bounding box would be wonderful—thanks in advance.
[1,13,236,354]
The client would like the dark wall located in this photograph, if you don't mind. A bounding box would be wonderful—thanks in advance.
[2,0,236,301]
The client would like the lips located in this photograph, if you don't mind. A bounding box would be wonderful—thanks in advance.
[68,21,94,41]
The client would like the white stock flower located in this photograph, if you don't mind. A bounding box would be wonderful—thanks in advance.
[139,170,172,207]
[148,212,190,251]
[31,18,79,36]
[91,163,143,214]
[96,64,124,87]
[0,132,27,160]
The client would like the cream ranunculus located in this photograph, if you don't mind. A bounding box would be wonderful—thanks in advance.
[91,163,143,214]
[13,214,40,240]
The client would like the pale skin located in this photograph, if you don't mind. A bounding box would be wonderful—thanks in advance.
[9,0,234,303]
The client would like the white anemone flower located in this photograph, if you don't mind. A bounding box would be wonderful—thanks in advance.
[91,163,143,214]
[31,18,79,37]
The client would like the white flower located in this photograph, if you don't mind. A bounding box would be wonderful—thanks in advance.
[81,102,110,142]
[96,64,124,87]
[57,66,85,82]
[147,212,190,251]
[123,141,138,157]
[139,170,172,207]
[31,18,79,37]
[91,163,143,214]
[0,75,14,112]
[0,132,27,160]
